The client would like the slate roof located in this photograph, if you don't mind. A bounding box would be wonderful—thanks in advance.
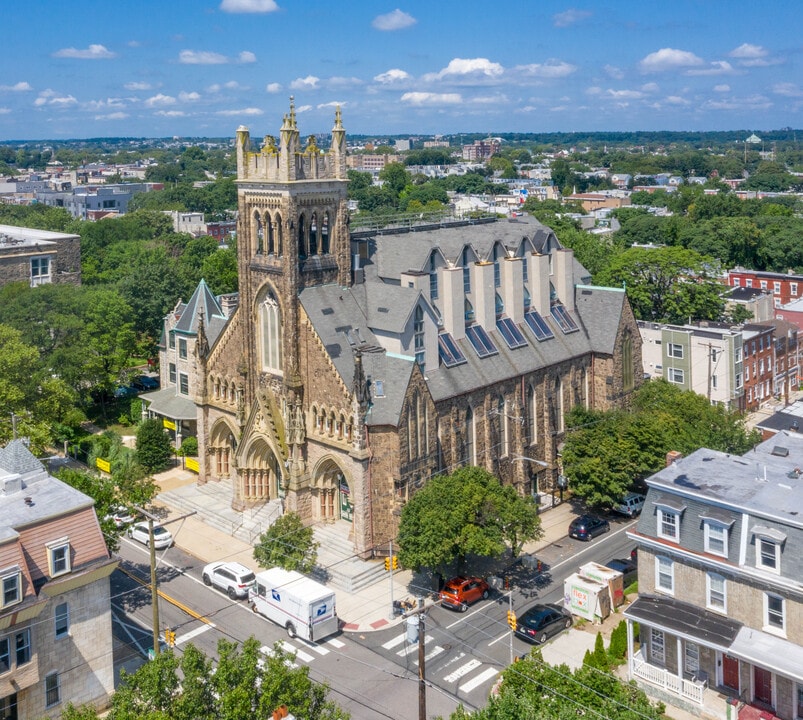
[174,279,229,346]
[139,387,198,421]
[0,439,46,476]
[625,594,742,650]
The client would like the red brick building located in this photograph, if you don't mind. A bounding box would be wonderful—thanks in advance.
[728,268,803,310]
[741,324,775,411]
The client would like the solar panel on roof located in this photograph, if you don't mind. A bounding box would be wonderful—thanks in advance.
[438,333,467,367]
[496,317,528,349]
[551,303,579,333]
[465,324,498,358]
[524,310,554,341]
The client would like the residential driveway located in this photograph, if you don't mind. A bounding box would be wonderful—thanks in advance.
[539,627,598,670]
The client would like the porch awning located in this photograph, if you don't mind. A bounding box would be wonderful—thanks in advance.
[729,626,803,683]
[140,388,197,421]
[625,594,742,651]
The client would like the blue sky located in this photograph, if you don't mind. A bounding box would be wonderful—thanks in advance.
[1,0,801,140]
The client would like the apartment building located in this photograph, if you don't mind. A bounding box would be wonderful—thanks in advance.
[626,434,803,720]
[729,268,803,310]
[0,440,117,719]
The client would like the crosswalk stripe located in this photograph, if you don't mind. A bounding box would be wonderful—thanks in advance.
[260,645,298,669]
[443,659,481,683]
[175,623,215,645]
[309,644,330,655]
[279,640,315,664]
[459,667,499,693]
[382,632,406,650]
[413,645,444,665]
[327,638,345,649]
[397,635,434,657]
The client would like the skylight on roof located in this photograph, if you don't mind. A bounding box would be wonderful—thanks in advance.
[438,333,467,368]
[466,325,498,359]
[551,303,579,334]
[496,317,527,350]
[524,310,554,341]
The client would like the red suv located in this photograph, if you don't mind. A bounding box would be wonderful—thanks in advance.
[439,576,490,612]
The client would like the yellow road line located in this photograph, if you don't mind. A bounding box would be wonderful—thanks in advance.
[118,566,214,625]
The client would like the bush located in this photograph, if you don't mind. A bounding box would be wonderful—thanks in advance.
[253,512,319,573]
[135,418,173,473]
[178,436,198,457]
[608,620,628,664]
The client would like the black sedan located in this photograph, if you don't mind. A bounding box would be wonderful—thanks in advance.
[568,514,610,541]
[514,603,573,644]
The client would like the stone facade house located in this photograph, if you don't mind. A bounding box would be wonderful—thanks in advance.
[165,103,642,557]
[0,225,81,288]
[0,440,117,719]
[626,436,803,719]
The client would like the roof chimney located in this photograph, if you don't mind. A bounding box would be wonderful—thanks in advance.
[666,450,683,467]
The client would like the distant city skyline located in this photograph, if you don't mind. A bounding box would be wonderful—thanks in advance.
[1,0,801,140]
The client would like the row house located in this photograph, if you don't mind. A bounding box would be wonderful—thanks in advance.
[728,268,803,310]
[0,441,116,719]
[626,434,803,720]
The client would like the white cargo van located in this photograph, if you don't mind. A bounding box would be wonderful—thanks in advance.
[250,567,338,642]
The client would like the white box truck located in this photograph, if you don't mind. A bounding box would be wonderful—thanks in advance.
[250,567,338,642]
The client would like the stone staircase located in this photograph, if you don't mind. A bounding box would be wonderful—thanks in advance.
[156,480,282,546]
[312,522,387,593]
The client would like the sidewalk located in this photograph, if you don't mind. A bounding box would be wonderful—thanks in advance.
[150,466,581,634]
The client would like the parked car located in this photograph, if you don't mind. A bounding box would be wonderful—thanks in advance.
[568,514,610,541]
[132,375,160,391]
[128,522,173,549]
[439,576,491,612]
[514,603,573,644]
[612,492,645,518]
[202,561,256,599]
[605,558,638,586]
[106,505,135,528]
[114,385,139,399]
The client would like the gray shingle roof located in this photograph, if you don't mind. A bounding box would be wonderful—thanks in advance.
[0,439,45,475]
[175,279,227,337]
[575,285,628,356]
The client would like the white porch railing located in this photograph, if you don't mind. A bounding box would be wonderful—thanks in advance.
[631,649,705,705]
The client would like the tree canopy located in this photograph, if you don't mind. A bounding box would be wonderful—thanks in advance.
[253,512,319,574]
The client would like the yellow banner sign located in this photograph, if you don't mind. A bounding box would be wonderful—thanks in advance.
[185,457,199,473]
[96,458,111,473]
[163,419,176,431]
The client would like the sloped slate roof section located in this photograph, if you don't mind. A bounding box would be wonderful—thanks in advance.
[574,285,627,356]
[0,439,44,475]
[175,279,227,335]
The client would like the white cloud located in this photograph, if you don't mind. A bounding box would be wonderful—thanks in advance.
[95,112,129,120]
[372,9,417,31]
[144,93,177,107]
[400,92,462,106]
[154,110,186,117]
[585,86,602,96]
[47,95,78,107]
[686,60,735,76]
[427,58,504,81]
[639,48,704,73]
[0,108,10,115]
[663,95,690,105]
[515,60,576,78]
[729,43,767,59]
[84,98,127,111]
[124,81,152,91]
[296,105,312,113]
[0,82,32,92]
[216,107,264,116]
[290,75,320,90]
[220,0,279,12]
[265,82,282,93]
[327,76,363,89]
[604,65,624,80]
[606,89,644,100]
[773,82,803,98]
[53,44,116,60]
[470,94,508,105]
[208,81,245,92]
[127,40,141,48]
[553,9,591,27]
[374,69,410,84]
[179,91,201,102]
[34,89,77,107]
[702,94,771,111]
[641,82,659,93]
[238,51,257,64]
[179,50,228,65]
[713,84,730,92]
[317,101,345,109]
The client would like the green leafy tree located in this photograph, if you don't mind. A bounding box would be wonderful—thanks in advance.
[135,418,173,473]
[56,468,125,552]
[397,467,541,574]
[378,161,411,197]
[253,512,319,573]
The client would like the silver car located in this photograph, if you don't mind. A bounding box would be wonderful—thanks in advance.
[128,522,173,549]
[202,561,256,599]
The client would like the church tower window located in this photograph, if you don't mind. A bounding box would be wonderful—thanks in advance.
[260,293,282,374]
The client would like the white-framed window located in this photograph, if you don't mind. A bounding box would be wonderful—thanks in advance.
[169,363,177,384]
[169,331,176,349]
[774,281,781,294]
[179,373,189,395]
[734,346,742,362]
[15,629,30,665]
[47,539,70,577]
[657,508,679,540]
[178,338,187,359]
[55,602,69,639]
[733,277,741,287]
[704,521,728,557]
[413,306,425,367]
[707,572,727,612]
[260,293,283,374]
[757,537,780,573]
[650,628,665,664]
[760,280,768,289]
[765,592,785,633]
[791,282,798,296]
[667,343,684,359]
[668,367,684,384]
[735,372,743,389]
[655,555,674,594]
[31,256,51,286]
[45,671,61,708]
[1,568,22,608]
[796,683,803,719]
[684,642,700,674]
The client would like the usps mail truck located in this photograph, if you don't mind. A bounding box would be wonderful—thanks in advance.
[250,567,338,642]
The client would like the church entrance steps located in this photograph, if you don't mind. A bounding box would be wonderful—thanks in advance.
[312,522,386,593]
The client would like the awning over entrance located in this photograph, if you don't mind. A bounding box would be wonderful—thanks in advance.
[625,594,742,651]
[140,388,197,421]
[729,626,803,683]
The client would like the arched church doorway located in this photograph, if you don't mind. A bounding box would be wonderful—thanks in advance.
[312,458,352,523]
[239,438,283,504]
[209,420,237,482]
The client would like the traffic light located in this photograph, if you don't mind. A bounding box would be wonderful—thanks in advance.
[384,557,391,571]
[507,610,517,631]
[165,628,176,647]
[392,556,399,570]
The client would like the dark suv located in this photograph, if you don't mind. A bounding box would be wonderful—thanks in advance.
[568,514,610,541]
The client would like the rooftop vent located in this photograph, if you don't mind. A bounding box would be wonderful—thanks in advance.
[24,496,33,506]
[771,446,790,457]
[1,475,22,496]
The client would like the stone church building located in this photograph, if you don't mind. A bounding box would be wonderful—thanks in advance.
[153,103,642,558]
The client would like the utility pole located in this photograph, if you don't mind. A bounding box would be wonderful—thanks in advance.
[508,591,514,665]
[388,539,394,620]
[707,342,713,403]
[418,599,426,720]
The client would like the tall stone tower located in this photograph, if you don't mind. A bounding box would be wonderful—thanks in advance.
[232,100,350,510]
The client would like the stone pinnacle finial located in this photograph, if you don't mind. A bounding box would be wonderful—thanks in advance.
[289,95,296,127]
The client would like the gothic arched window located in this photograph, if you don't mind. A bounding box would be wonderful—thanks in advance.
[321,212,331,254]
[414,306,425,366]
[260,293,282,375]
